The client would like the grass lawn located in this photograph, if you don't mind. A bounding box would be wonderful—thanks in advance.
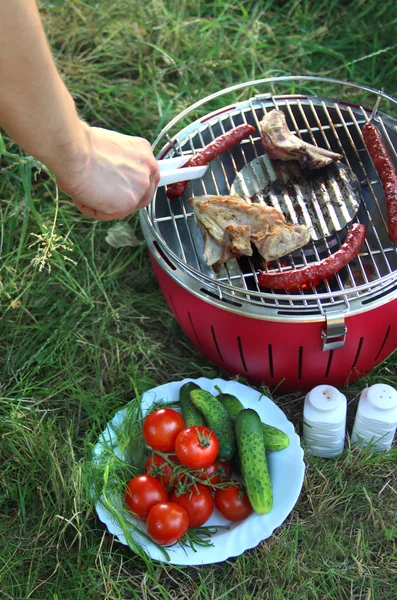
[1,1,397,598]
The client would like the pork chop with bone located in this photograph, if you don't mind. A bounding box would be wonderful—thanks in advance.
[189,194,310,269]
[259,109,343,169]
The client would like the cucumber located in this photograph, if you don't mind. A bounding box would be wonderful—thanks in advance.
[217,393,244,421]
[235,408,273,515]
[179,382,207,426]
[260,423,290,451]
[217,392,290,452]
[189,389,235,461]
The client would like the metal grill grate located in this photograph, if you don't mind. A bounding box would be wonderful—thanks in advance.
[144,89,397,318]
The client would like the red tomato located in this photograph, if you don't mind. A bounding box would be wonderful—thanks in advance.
[170,483,214,528]
[175,426,219,469]
[125,475,168,520]
[143,408,185,452]
[214,484,253,521]
[146,502,189,546]
[144,454,178,489]
[194,460,233,485]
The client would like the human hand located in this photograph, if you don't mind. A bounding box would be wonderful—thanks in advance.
[54,123,160,221]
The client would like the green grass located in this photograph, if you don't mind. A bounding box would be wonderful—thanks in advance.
[1,0,397,598]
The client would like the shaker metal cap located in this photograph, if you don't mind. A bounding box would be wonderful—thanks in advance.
[366,384,397,411]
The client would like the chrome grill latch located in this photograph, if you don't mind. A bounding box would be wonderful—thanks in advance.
[322,311,347,351]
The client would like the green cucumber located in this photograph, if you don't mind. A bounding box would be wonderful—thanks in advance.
[189,389,235,461]
[260,423,290,451]
[179,382,207,426]
[235,408,273,515]
[217,393,244,421]
[217,392,290,452]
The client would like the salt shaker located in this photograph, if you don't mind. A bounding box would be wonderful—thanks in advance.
[351,383,397,452]
[303,384,347,458]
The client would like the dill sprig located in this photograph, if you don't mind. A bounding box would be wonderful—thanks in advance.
[179,525,230,553]
[86,397,171,562]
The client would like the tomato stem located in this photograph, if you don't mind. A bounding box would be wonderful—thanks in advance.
[195,427,212,448]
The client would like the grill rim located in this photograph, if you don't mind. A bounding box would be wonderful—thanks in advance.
[146,236,397,323]
[149,75,397,151]
[140,76,397,317]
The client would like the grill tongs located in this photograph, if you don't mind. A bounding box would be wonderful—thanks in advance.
[157,155,207,187]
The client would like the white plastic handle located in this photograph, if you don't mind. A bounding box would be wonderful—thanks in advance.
[157,156,192,170]
[157,165,208,187]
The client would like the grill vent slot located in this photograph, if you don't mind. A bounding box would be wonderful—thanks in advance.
[237,337,248,372]
[188,312,202,347]
[351,336,364,371]
[374,325,391,361]
[324,350,334,379]
[268,344,274,378]
[169,295,178,320]
[153,242,176,271]
[211,326,224,362]
[298,346,303,381]
[361,283,397,306]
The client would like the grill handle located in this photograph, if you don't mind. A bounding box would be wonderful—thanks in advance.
[322,311,347,351]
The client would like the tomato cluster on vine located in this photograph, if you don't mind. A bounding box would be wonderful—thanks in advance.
[125,408,253,546]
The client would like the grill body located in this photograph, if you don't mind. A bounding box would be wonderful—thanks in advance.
[150,252,397,392]
[141,77,397,392]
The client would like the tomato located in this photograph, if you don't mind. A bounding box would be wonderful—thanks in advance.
[194,460,233,485]
[170,483,214,528]
[143,408,185,452]
[125,474,168,520]
[214,484,253,521]
[146,502,189,546]
[175,426,219,469]
[144,453,179,489]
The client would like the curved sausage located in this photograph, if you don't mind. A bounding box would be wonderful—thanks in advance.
[363,121,397,243]
[257,223,366,290]
[166,123,256,200]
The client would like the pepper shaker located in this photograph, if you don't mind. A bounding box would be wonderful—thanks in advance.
[351,383,397,452]
[303,384,347,458]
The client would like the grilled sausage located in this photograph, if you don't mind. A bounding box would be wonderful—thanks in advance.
[257,223,367,291]
[166,123,256,200]
[362,121,397,243]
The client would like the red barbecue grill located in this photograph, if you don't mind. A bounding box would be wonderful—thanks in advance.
[140,76,397,392]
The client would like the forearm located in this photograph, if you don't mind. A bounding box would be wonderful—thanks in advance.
[0,0,85,173]
[0,0,159,221]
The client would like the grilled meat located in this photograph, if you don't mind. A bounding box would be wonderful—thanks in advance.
[195,221,240,267]
[259,110,343,169]
[189,194,310,268]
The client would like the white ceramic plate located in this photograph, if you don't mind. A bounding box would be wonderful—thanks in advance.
[94,377,305,565]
